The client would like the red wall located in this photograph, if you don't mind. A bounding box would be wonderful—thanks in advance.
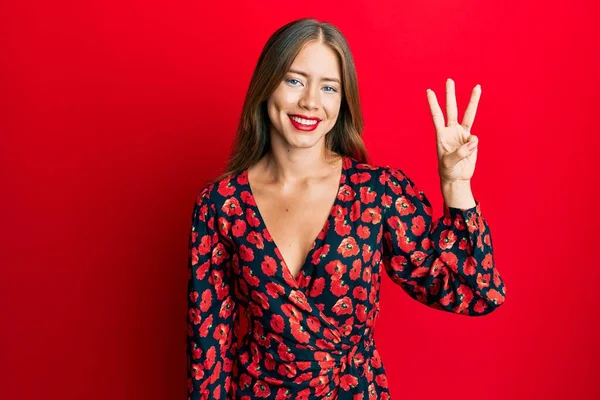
[2,0,599,399]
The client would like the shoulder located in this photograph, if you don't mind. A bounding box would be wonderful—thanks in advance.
[348,157,411,193]
[194,170,245,212]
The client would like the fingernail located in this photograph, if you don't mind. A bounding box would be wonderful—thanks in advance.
[468,141,477,150]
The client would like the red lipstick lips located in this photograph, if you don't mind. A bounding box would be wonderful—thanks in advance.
[288,114,321,132]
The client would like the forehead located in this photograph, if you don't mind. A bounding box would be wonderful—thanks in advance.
[289,41,341,79]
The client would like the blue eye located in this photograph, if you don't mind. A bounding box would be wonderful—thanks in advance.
[286,78,338,93]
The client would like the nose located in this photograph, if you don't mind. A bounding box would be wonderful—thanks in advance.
[298,84,320,111]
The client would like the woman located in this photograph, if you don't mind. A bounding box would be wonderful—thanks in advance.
[186,18,506,400]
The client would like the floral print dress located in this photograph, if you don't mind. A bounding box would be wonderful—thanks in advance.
[186,155,506,400]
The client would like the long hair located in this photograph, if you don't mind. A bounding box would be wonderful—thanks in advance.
[214,18,368,182]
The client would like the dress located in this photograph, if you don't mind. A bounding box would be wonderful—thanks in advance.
[186,155,506,400]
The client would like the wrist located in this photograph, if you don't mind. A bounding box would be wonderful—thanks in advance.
[440,179,476,209]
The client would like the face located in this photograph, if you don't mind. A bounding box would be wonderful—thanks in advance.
[267,40,343,150]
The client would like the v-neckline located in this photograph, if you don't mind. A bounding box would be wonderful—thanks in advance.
[243,155,347,287]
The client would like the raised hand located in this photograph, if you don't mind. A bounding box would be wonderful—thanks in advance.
[426,78,481,184]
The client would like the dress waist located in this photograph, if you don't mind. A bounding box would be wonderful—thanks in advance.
[237,330,376,398]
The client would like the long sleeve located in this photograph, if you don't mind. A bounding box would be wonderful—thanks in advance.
[380,166,506,316]
[187,184,238,399]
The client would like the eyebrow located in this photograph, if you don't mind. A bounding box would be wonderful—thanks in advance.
[288,69,341,84]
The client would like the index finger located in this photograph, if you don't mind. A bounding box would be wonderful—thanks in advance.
[427,88,445,132]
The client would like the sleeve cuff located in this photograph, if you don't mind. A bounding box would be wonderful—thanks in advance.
[443,199,482,220]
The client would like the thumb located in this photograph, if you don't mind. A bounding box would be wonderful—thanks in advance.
[443,135,478,167]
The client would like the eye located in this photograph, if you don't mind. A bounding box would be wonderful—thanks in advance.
[324,86,338,93]
[286,78,302,86]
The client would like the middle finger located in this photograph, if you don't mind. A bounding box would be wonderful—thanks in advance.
[446,78,458,126]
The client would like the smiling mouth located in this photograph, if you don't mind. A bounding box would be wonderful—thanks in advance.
[288,115,321,131]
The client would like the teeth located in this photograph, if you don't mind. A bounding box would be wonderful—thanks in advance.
[290,115,318,125]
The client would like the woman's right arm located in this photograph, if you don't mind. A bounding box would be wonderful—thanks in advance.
[187,184,238,399]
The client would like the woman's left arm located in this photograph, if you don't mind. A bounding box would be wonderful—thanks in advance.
[380,166,506,316]
[380,78,507,315]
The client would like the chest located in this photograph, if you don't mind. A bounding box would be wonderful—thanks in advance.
[250,181,339,279]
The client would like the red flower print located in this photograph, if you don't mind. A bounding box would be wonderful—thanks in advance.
[338,184,356,202]
[482,253,494,270]
[331,279,350,297]
[239,189,255,206]
[211,242,230,266]
[350,258,362,280]
[222,197,243,217]
[461,255,477,276]
[360,186,377,204]
[375,373,389,388]
[189,306,201,325]
[277,363,298,379]
[338,237,360,257]
[477,272,491,289]
[245,207,261,228]
[386,179,403,197]
[340,373,359,391]
[199,288,213,312]
[353,286,368,301]
[199,314,214,337]
[213,323,230,346]
[333,217,352,236]
[438,229,458,250]
[277,342,296,362]
[332,296,353,315]
[281,304,303,320]
[310,244,330,265]
[275,388,293,399]
[361,207,382,224]
[261,255,278,276]
[195,258,210,280]
[290,320,310,343]
[351,171,372,184]
[270,314,285,333]
[231,219,247,237]
[190,362,205,381]
[204,346,217,370]
[251,290,270,309]
[409,250,427,267]
[493,268,502,287]
[242,266,260,287]
[219,296,235,319]
[357,225,371,240]
[355,304,368,322]
[411,215,426,236]
[265,282,285,298]
[486,288,506,305]
[217,217,231,237]
[324,260,347,279]
[394,195,416,216]
[247,230,265,249]
[217,179,236,197]
[350,200,361,221]
[331,204,348,220]
[289,290,313,313]
[196,234,211,257]
[252,380,272,398]
[308,277,325,297]
[306,315,322,333]
[238,244,255,262]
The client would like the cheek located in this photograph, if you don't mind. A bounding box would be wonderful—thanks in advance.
[324,97,342,120]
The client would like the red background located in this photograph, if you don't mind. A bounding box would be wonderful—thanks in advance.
[2,1,599,399]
